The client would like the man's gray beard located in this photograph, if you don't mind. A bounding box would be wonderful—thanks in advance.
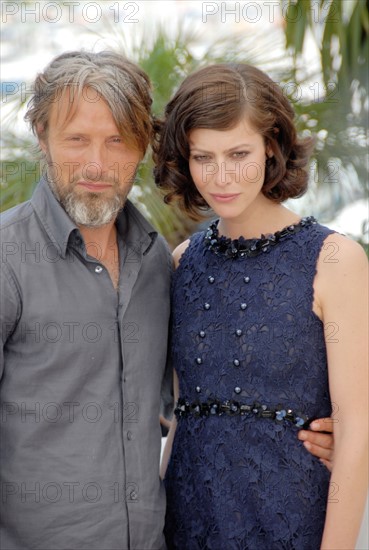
[48,177,131,227]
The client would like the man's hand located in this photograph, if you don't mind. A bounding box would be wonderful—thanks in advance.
[298,418,334,471]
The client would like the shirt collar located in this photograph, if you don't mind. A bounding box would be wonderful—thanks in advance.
[119,199,158,257]
[30,178,157,258]
[30,178,77,258]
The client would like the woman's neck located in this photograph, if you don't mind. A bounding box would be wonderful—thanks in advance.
[217,201,301,240]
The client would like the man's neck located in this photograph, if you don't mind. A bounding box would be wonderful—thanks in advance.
[78,221,117,261]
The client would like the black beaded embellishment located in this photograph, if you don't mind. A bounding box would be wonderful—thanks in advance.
[174,397,309,428]
[204,216,317,259]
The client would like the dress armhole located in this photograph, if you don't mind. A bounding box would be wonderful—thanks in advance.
[311,230,339,321]
[172,238,192,270]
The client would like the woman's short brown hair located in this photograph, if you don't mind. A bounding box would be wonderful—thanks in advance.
[153,64,314,219]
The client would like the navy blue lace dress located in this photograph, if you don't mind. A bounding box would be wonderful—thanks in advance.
[164,218,335,550]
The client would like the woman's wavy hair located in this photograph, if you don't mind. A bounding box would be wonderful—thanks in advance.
[153,63,314,219]
[25,50,153,157]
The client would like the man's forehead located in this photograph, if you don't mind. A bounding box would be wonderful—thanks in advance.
[49,86,107,128]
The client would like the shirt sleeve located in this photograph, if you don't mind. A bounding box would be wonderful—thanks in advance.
[158,235,174,420]
[0,262,21,380]
[160,351,174,421]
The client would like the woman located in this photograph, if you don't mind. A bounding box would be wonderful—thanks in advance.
[155,64,368,549]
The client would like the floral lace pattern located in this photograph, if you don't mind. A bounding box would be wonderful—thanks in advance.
[164,221,336,549]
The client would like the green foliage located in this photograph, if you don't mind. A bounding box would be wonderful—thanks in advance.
[1,134,38,211]
[1,23,288,245]
[1,7,368,244]
[282,0,368,219]
[284,0,368,87]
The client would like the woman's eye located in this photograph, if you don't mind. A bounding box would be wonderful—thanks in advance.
[231,151,248,159]
[192,155,210,162]
[111,137,123,143]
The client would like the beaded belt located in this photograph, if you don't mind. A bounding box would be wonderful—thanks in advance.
[174,398,310,428]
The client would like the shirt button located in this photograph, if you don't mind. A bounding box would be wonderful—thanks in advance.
[130,491,137,500]
[208,276,215,284]
[196,357,203,365]
[240,303,247,310]
[234,386,242,394]
[235,329,242,337]
[204,303,211,310]
[233,359,240,367]
[199,330,206,338]
[244,276,250,283]
[95,265,103,274]
[127,431,133,441]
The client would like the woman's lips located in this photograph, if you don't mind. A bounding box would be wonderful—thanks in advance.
[210,193,240,202]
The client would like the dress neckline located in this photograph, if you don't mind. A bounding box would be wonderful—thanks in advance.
[203,216,317,259]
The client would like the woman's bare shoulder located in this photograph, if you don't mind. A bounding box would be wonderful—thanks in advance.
[172,239,191,269]
[315,232,368,310]
[318,232,368,275]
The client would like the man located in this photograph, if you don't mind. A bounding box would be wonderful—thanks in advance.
[0,51,333,549]
[1,51,171,550]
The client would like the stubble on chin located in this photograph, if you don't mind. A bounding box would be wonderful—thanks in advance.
[62,189,129,227]
[46,166,133,227]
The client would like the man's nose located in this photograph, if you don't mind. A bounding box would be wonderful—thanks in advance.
[84,144,107,180]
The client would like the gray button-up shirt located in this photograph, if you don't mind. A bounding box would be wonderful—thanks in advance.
[0,179,172,550]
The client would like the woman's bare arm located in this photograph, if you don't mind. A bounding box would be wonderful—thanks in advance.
[316,234,368,549]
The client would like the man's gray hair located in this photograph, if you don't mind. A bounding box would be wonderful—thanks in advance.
[25,50,153,155]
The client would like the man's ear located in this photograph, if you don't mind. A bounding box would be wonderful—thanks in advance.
[36,125,47,152]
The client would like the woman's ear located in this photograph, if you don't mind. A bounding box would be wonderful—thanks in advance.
[264,138,274,160]
[266,146,274,160]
